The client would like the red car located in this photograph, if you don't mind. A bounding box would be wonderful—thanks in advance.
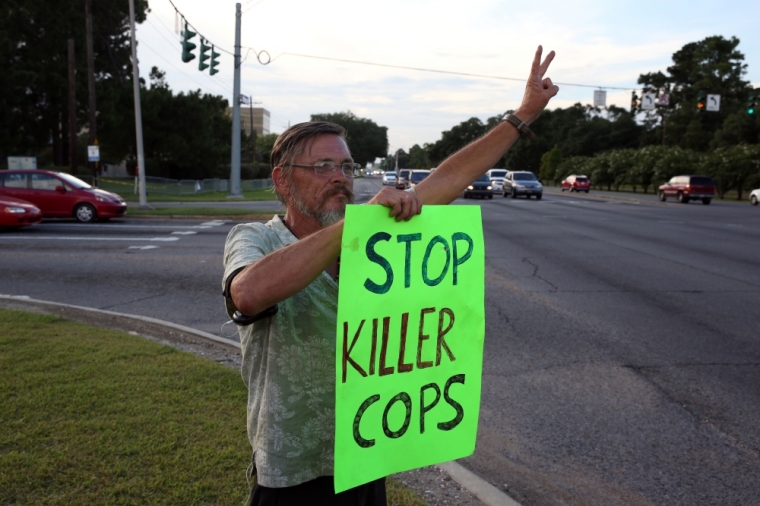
[658,175,716,205]
[561,175,591,193]
[0,196,42,227]
[0,169,127,222]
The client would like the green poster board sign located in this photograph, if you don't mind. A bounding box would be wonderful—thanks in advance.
[335,204,485,493]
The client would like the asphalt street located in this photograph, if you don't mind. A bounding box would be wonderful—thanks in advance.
[2,176,759,505]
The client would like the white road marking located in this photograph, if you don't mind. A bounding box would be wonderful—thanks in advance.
[47,224,213,230]
[171,231,197,235]
[128,245,159,250]
[201,221,226,226]
[1,236,180,242]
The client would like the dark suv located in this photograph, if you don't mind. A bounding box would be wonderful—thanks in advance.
[658,175,716,205]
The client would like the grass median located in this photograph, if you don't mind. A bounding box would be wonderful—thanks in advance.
[114,188,278,203]
[0,309,426,506]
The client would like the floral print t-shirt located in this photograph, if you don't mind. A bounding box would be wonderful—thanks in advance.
[222,216,338,487]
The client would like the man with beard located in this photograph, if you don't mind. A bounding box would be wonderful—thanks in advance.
[223,46,559,505]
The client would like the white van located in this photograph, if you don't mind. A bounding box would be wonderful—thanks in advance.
[487,169,508,193]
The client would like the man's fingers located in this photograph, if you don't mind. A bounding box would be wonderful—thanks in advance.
[530,45,543,79]
[538,50,556,78]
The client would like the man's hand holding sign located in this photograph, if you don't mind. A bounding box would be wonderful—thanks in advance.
[224,47,558,504]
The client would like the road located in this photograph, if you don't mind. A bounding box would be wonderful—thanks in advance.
[2,177,759,504]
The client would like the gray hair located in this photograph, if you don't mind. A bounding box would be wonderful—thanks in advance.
[270,121,347,205]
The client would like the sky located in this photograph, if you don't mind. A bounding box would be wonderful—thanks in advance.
[135,0,760,154]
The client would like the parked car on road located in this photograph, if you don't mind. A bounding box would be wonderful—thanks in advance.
[463,174,493,199]
[0,196,42,228]
[487,169,508,194]
[382,171,397,185]
[750,188,759,206]
[658,175,716,205]
[561,175,590,193]
[396,169,411,190]
[0,169,127,222]
[503,171,543,199]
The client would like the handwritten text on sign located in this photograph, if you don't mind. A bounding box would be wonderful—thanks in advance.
[335,205,485,493]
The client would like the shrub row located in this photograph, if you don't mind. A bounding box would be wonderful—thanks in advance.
[542,144,760,199]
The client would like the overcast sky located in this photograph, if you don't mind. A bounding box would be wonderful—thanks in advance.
[135,0,760,153]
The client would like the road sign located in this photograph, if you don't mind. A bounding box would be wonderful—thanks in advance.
[593,90,607,107]
[658,93,670,106]
[87,145,100,162]
[641,93,656,111]
[7,157,37,169]
[706,94,721,112]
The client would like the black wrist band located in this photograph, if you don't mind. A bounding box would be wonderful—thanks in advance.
[502,113,535,140]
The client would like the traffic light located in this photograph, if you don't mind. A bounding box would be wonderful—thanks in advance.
[630,91,639,113]
[209,47,220,76]
[199,39,211,71]
[696,92,706,112]
[180,22,196,63]
[748,90,757,115]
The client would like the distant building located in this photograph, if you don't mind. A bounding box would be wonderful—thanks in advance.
[228,107,270,137]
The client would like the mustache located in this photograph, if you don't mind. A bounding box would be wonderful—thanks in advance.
[321,185,355,203]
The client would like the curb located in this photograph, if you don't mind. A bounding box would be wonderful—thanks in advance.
[544,188,657,205]
[0,295,521,506]
[0,295,240,351]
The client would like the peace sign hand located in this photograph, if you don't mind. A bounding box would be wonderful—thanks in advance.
[515,45,559,125]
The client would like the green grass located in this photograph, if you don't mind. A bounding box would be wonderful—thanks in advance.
[95,178,278,202]
[128,207,276,218]
[0,309,427,505]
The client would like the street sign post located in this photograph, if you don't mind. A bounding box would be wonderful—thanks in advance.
[87,145,100,162]
[593,90,607,108]
[641,93,656,111]
[706,94,721,112]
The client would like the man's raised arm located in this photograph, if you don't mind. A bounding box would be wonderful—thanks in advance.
[415,45,559,205]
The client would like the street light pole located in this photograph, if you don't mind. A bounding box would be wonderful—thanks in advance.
[128,0,148,207]
[228,2,243,198]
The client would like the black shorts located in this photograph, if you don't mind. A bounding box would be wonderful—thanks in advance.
[249,476,387,506]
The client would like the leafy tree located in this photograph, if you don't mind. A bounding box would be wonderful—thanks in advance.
[408,144,430,169]
[638,36,752,150]
[711,111,760,148]
[704,144,760,199]
[256,133,279,165]
[427,117,487,166]
[127,68,230,179]
[0,0,148,165]
[539,145,562,182]
[310,111,388,167]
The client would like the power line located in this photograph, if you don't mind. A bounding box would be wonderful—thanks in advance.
[259,51,635,91]
[144,15,235,95]
[242,0,267,14]
[166,0,235,56]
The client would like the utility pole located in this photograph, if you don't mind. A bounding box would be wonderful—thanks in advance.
[85,0,98,182]
[128,0,148,207]
[68,39,77,175]
[228,2,243,198]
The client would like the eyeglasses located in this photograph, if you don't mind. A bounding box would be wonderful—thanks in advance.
[286,161,359,178]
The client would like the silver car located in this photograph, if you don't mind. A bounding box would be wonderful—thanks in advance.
[750,188,759,206]
[382,171,397,185]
